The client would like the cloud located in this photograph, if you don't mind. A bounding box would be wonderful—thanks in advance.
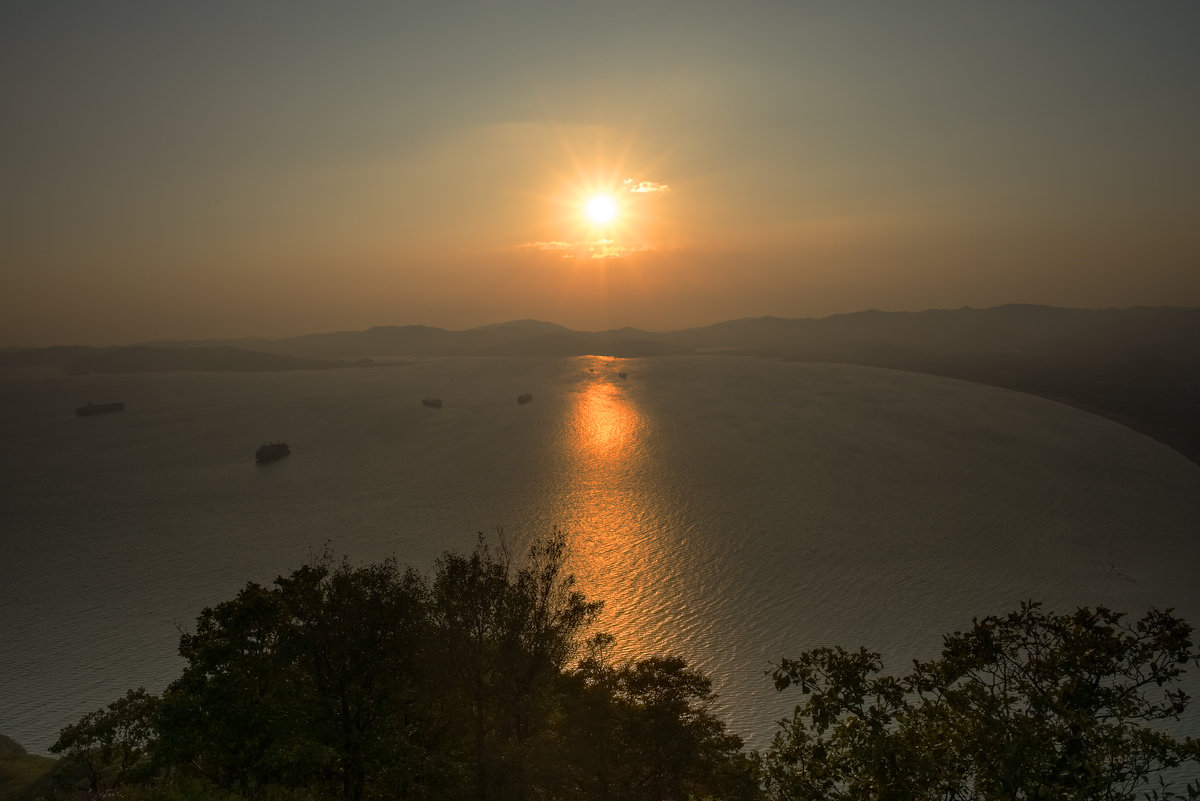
[623,178,670,193]
[585,239,655,259]
[517,241,575,253]
[514,239,655,260]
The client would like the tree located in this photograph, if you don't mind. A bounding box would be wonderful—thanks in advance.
[275,557,430,801]
[600,654,757,801]
[554,631,760,801]
[763,602,1200,801]
[157,557,433,801]
[51,687,160,793]
[58,532,761,801]
[156,579,308,796]
[427,530,603,801]
[155,532,607,801]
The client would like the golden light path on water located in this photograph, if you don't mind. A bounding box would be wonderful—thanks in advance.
[555,357,678,660]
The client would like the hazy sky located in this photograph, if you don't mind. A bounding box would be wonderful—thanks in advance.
[3,2,1198,346]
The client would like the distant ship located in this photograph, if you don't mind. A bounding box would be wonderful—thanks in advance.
[422,397,443,409]
[517,393,533,405]
[255,442,290,463]
[618,372,627,379]
[76,401,125,416]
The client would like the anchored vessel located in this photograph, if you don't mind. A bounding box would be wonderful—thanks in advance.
[517,393,533,405]
[76,402,125,416]
[422,397,443,409]
[255,442,290,463]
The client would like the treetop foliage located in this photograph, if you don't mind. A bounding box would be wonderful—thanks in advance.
[48,531,753,801]
[764,601,1200,801]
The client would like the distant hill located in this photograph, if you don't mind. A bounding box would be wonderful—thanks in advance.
[661,305,1200,362]
[485,332,691,357]
[0,346,96,368]
[265,320,650,358]
[118,320,689,359]
[57,346,374,375]
[0,734,57,801]
[4,304,1181,363]
[7,305,1197,364]
[149,304,1190,363]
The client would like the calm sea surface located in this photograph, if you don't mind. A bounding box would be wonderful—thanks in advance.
[2,356,1199,753]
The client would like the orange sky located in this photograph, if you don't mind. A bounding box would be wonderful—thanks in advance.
[2,4,1198,346]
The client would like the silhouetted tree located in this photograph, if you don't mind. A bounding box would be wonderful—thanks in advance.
[617,655,757,801]
[428,531,602,801]
[51,687,159,793]
[156,580,309,796]
[561,635,758,801]
[156,558,437,801]
[763,602,1200,801]
[275,557,430,801]
[55,532,766,801]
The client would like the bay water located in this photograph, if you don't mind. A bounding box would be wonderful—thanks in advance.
[2,356,1198,754]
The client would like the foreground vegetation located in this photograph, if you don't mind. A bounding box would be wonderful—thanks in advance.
[10,534,1200,800]
[0,736,56,801]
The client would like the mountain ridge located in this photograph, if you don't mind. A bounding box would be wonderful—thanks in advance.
[45,304,1200,356]
[4,305,1197,465]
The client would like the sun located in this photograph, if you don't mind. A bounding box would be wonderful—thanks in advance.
[585,194,617,225]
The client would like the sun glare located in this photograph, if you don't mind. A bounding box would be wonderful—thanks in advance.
[535,135,671,257]
[586,195,617,225]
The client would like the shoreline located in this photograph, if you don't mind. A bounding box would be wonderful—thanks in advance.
[781,355,1200,470]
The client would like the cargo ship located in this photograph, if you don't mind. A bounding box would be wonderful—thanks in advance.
[76,402,125,416]
[255,442,291,463]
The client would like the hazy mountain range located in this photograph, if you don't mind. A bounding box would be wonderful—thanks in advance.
[5,305,1199,464]
[5,304,1193,363]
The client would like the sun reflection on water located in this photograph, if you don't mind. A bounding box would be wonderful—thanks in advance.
[559,357,676,659]
[572,376,637,460]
